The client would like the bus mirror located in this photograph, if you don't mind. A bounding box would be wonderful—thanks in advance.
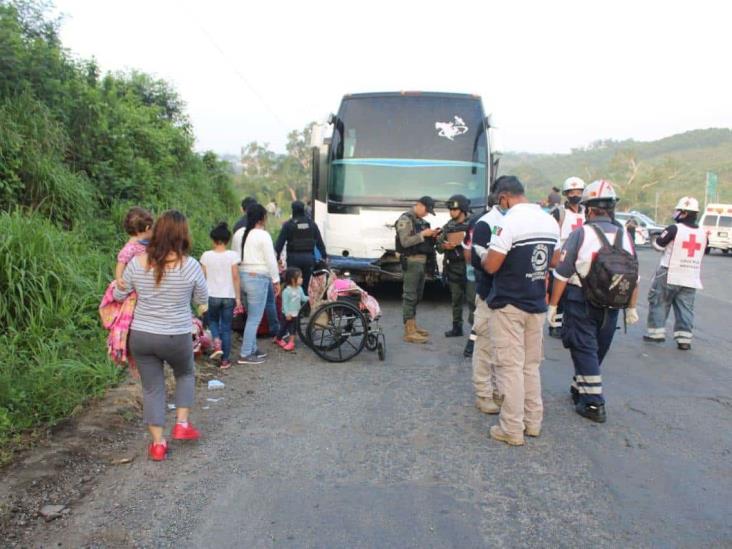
[327,113,337,125]
[485,113,497,129]
[489,127,503,155]
[310,124,324,148]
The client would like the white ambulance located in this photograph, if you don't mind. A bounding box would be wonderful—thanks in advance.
[700,203,732,254]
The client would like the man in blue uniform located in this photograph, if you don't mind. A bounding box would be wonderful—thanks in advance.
[549,180,640,423]
[484,176,560,446]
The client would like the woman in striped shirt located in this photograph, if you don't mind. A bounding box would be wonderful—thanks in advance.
[114,210,208,461]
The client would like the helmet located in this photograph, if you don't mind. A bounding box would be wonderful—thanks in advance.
[446,194,470,213]
[674,196,699,212]
[581,179,618,207]
[562,176,585,193]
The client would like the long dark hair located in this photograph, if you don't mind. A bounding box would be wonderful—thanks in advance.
[240,204,267,260]
[146,210,191,285]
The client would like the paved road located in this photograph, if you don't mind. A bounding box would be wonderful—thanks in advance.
[35,249,731,548]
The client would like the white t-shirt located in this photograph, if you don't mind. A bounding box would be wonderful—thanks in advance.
[200,250,240,299]
[231,227,280,283]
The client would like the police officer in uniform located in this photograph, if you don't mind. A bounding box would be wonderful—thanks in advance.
[549,180,640,423]
[644,196,706,350]
[396,196,440,344]
[548,176,586,338]
[275,200,327,292]
[436,194,474,338]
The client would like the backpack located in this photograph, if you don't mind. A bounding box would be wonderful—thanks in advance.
[581,223,639,309]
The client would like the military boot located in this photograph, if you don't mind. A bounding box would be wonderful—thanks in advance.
[404,319,428,344]
[414,319,429,337]
[444,322,463,337]
[463,339,474,358]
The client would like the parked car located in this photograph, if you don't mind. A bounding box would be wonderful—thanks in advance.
[615,211,665,246]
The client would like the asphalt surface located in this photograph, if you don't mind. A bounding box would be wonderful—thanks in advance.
[32,248,732,548]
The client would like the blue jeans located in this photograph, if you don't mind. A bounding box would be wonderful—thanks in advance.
[646,267,696,344]
[265,280,280,336]
[208,297,234,361]
[240,273,270,357]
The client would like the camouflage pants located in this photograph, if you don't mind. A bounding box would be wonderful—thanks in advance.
[445,261,475,325]
[402,258,426,322]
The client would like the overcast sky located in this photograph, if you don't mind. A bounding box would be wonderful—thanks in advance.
[53,0,731,156]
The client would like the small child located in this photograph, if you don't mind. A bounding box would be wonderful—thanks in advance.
[116,207,154,290]
[200,222,241,369]
[99,206,154,368]
[275,267,308,352]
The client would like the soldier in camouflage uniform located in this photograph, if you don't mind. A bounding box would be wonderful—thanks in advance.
[395,196,440,344]
[436,194,474,338]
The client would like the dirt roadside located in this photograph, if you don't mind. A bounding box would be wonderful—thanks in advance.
[0,362,220,547]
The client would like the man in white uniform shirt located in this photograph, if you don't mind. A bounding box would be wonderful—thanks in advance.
[644,196,706,350]
[483,176,560,446]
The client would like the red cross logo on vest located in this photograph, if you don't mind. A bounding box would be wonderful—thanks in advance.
[571,218,584,231]
[681,234,702,257]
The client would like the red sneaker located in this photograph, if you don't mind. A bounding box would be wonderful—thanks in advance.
[276,338,288,350]
[148,441,168,461]
[171,422,201,440]
[283,339,295,352]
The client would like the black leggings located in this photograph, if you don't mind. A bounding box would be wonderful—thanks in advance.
[276,318,297,339]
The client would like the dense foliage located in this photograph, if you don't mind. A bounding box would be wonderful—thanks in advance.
[0,0,237,460]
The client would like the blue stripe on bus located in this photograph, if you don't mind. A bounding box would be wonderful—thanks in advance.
[332,158,485,168]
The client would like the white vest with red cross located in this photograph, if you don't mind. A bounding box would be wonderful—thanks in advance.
[559,207,585,246]
[661,223,706,289]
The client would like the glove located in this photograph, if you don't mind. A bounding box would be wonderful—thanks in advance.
[625,307,639,325]
[196,303,208,317]
[547,305,558,325]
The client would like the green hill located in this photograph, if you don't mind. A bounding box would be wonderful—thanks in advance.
[499,128,732,220]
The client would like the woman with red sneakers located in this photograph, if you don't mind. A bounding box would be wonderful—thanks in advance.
[114,210,209,461]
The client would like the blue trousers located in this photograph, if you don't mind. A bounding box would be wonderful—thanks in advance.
[561,286,619,405]
[239,273,269,357]
[208,297,234,361]
[646,267,696,344]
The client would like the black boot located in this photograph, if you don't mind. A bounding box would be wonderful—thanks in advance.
[444,323,463,338]
[463,339,474,358]
[575,402,607,423]
[677,342,691,351]
[570,385,579,405]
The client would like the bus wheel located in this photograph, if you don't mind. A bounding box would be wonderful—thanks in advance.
[705,246,711,255]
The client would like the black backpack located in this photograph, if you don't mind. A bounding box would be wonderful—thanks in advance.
[581,223,639,309]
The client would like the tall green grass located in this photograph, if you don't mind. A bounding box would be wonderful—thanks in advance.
[0,212,121,460]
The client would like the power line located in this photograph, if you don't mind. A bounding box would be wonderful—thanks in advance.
[180,1,290,132]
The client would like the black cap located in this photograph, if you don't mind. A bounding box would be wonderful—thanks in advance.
[417,196,436,215]
[291,200,305,215]
[489,175,525,205]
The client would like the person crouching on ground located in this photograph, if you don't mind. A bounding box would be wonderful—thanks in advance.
[113,210,208,461]
[483,176,560,446]
[275,267,308,351]
[200,222,241,369]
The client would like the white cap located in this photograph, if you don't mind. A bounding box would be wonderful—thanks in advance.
[674,196,699,212]
[562,176,585,193]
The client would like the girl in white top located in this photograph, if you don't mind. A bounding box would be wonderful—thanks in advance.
[200,222,241,369]
[232,204,281,364]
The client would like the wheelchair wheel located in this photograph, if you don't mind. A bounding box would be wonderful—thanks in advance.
[377,341,385,361]
[297,302,312,347]
[365,332,378,351]
[307,301,367,363]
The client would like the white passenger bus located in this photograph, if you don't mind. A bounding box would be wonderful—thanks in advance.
[310,91,499,283]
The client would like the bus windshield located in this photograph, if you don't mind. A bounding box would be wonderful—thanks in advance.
[329,95,488,205]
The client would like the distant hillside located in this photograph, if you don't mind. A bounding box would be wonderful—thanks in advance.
[499,128,732,220]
